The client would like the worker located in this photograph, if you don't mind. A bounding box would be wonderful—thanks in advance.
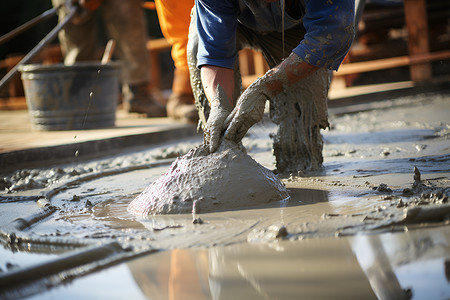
[187,0,355,172]
[52,0,166,117]
[154,0,198,123]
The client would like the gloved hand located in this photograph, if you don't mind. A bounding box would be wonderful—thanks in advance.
[204,85,232,153]
[223,69,282,144]
[72,0,103,24]
[224,53,318,144]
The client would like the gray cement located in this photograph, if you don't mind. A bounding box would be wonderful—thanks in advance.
[128,139,289,215]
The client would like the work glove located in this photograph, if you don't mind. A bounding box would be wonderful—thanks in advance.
[72,0,103,24]
[204,85,232,153]
[224,53,314,145]
[223,69,282,145]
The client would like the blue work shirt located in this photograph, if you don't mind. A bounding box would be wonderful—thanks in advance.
[196,0,355,71]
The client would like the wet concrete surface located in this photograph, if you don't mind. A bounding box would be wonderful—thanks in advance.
[0,109,198,172]
[0,91,449,299]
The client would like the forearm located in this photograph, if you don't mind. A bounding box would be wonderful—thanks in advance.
[200,65,235,108]
[223,53,320,144]
[264,53,319,96]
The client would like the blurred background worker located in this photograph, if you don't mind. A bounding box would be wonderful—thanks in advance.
[52,0,166,118]
[154,0,197,124]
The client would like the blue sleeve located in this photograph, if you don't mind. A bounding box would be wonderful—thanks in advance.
[293,0,355,71]
[196,0,239,69]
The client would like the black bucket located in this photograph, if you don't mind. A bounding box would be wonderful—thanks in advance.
[19,62,121,131]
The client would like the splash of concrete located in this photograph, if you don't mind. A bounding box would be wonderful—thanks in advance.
[128,140,290,216]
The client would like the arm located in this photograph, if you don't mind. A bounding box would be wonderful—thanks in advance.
[195,0,239,152]
[197,0,355,151]
[201,49,320,153]
[201,65,235,108]
[223,53,318,143]
[200,65,235,152]
[202,52,319,152]
[224,0,355,145]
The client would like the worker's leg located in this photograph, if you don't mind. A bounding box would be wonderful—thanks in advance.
[270,68,330,173]
[100,0,149,85]
[237,25,330,173]
[52,0,98,64]
[187,7,242,131]
[155,0,197,123]
[101,0,165,117]
[155,0,192,73]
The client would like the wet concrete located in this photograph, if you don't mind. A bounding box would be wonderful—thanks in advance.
[0,91,449,299]
[128,140,289,215]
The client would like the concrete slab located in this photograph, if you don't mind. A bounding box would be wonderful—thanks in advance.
[0,108,199,171]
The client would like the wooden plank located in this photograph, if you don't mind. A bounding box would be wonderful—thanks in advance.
[146,38,171,52]
[142,1,156,10]
[328,81,414,100]
[403,0,431,82]
[335,50,450,76]
[146,38,172,90]
[242,50,450,89]
[0,97,27,110]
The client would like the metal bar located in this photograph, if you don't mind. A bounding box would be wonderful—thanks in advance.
[0,5,61,46]
[0,5,77,92]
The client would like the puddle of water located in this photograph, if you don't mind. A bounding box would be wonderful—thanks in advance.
[0,202,41,228]
[325,128,437,145]
[50,167,169,209]
[19,226,449,300]
[24,264,148,300]
[327,192,384,215]
[49,166,170,231]
[350,227,450,300]
[0,246,61,272]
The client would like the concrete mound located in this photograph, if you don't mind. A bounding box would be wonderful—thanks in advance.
[127,140,290,215]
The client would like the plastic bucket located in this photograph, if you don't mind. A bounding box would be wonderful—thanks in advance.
[19,62,121,131]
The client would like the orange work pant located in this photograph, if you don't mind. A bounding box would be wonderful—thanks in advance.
[154,0,194,72]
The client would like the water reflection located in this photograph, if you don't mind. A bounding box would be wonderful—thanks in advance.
[128,237,374,299]
[1,226,448,299]
[351,227,450,300]
[125,227,450,300]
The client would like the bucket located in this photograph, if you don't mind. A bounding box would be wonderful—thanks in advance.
[19,62,121,131]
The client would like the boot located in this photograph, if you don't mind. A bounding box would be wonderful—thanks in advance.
[167,93,198,123]
[123,83,166,117]
[166,68,198,123]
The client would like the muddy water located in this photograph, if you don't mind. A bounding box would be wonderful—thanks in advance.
[19,226,450,300]
[0,92,449,299]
